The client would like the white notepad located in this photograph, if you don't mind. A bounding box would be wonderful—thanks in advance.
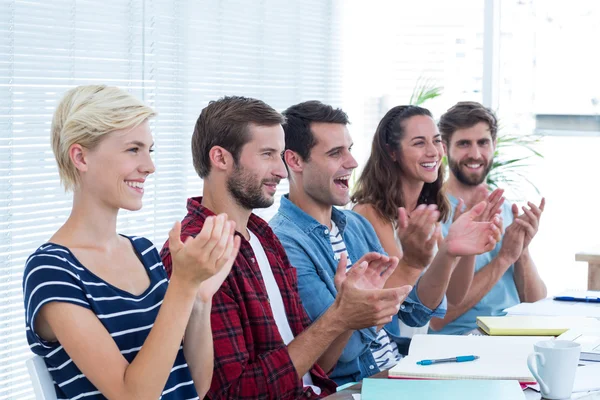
[389,334,546,383]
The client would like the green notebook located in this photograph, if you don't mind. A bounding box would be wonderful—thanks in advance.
[361,379,525,400]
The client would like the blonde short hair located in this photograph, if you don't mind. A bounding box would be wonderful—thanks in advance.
[51,85,156,191]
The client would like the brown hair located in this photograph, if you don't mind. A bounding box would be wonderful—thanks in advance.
[351,105,450,223]
[438,101,498,145]
[191,96,285,178]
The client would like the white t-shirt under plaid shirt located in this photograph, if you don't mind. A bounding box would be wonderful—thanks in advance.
[329,220,401,370]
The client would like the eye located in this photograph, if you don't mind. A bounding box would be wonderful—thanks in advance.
[413,141,425,147]
[149,148,155,153]
[127,147,139,153]
[435,138,443,144]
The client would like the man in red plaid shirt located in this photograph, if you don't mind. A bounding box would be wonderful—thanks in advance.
[160,96,410,399]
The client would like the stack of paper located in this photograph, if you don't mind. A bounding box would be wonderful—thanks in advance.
[558,328,600,362]
[388,334,544,383]
[504,293,600,318]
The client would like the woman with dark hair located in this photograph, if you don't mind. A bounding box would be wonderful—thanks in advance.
[352,105,503,311]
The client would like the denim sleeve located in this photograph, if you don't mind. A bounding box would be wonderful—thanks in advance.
[398,277,448,327]
[277,233,378,363]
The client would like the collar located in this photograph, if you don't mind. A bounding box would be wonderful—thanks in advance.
[278,194,348,235]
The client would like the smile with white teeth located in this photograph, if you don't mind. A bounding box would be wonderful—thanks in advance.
[334,175,351,189]
[420,162,437,169]
[126,181,144,189]
[466,163,483,169]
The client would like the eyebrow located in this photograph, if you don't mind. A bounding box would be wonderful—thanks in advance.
[326,145,347,155]
[411,134,441,141]
[125,140,154,148]
[259,147,279,153]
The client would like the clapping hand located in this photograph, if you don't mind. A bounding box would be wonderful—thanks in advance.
[396,205,441,269]
[446,201,502,256]
[168,214,241,302]
[512,198,545,251]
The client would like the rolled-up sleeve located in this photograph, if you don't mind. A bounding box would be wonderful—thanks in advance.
[398,277,447,327]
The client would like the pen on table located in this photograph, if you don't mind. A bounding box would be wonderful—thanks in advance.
[554,296,600,303]
[416,355,479,366]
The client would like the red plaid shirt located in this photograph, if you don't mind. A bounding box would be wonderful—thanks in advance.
[160,197,337,400]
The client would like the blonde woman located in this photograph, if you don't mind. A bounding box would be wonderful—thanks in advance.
[22,85,239,399]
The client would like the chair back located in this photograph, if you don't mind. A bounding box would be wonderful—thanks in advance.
[26,356,57,400]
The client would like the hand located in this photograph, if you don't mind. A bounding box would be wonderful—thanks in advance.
[453,187,504,223]
[196,221,241,302]
[333,254,412,330]
[512,198,545,250]
[445,201,502,257]
[334,252,399,291]
[168,214,241,294]
[497,220,526,266]
[396,205,441,269]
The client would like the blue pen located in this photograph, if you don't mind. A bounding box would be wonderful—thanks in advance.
[416,355,479,366]
[554,296,600,303]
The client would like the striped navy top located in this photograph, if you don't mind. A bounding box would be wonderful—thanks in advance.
[329,221,401,370]
[22,235,199,400]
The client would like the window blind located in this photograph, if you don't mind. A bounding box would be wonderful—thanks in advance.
[0,0,341,398]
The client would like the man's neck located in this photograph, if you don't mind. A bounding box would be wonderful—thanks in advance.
[201,180,252,240]
[445,175,484,206]
[288,187,333,229]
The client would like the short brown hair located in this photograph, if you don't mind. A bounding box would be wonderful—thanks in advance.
[191,96,285,178]
[438,101,498,144]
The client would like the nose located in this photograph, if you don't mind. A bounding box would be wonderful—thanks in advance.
[273,154,288,179]
[142,151,156,175]
[467,145,482,160]
[425,141,439,157]
[345,151,359,170]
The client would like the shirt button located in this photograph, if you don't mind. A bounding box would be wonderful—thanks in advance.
[369,365,375,370]
[400,305,406,310]
[324,228,329,235]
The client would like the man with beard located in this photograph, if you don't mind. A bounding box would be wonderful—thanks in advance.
[429,101,547,335]
[160,96,410,399]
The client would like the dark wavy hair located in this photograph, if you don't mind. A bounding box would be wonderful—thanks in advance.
[351,105,450,223]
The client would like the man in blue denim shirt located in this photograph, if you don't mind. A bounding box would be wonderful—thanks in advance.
[270,101,447,385]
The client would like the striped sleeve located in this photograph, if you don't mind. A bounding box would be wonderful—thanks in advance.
[23,249,91,349]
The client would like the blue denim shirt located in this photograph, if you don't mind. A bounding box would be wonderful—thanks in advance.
[270,195,447,385]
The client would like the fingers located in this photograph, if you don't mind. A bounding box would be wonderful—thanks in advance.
[539,197,546,212]
[169,221,183,253]
[334,252,349,285]
[521,206,539,230]
[463,200,486,221]
[194,215,216,246]
[379,257,400,282]
[453,198,465,221]
[214,234,240,279]
[511,203,519,219]
[513,218,536,238]
[398,207,409,230]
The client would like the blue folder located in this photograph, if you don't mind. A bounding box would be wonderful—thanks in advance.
[361,378,525,400]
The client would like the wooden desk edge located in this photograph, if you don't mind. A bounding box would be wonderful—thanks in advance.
[575,252,600,263]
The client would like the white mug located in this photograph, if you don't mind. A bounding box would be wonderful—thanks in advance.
[527,340,581,400]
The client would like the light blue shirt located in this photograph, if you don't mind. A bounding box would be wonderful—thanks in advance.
[270,195,447,385]
[431,194,521,335]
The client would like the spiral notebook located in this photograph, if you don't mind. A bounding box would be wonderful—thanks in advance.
[388,334,544,383]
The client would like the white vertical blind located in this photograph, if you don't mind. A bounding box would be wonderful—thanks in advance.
[0,0,341,398]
